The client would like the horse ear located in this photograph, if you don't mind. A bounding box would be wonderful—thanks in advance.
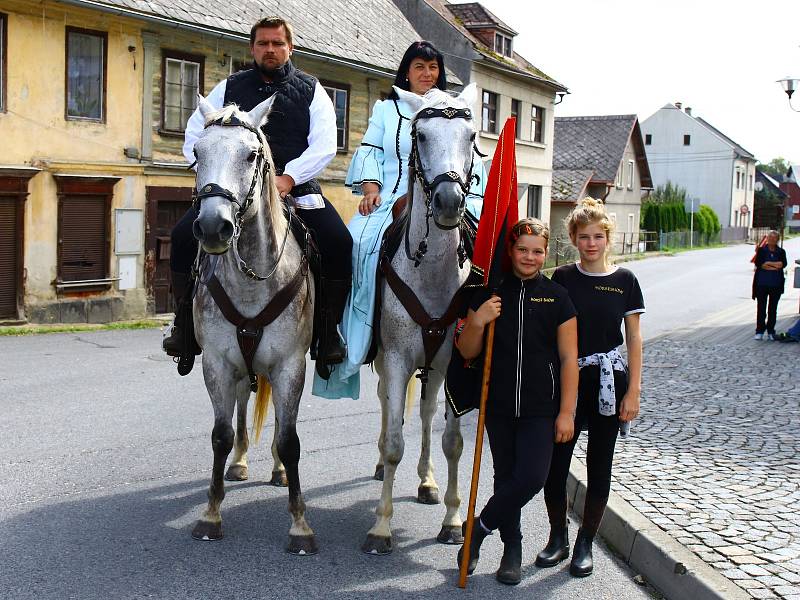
[198,95,215,120]
[247,96,276,129]
[392,86,427,113]
[458,83,477,107]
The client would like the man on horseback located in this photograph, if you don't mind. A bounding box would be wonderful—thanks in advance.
[164,16,353,379]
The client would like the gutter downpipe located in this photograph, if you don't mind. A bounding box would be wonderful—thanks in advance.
[55,0,396,79]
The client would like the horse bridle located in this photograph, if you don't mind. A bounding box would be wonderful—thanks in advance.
[405,105,481,266]
[191,114,292,281]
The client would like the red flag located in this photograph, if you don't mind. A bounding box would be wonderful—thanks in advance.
[471,117,519,288]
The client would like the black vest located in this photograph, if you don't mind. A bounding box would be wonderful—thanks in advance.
[224,60,321,196]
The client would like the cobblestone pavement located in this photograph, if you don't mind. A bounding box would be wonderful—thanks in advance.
[572,330,800,600]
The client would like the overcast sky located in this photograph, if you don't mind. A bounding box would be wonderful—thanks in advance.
[478,0,800,165]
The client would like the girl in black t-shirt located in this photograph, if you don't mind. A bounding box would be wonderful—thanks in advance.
[536,198,644,578]
[455,218,578,585]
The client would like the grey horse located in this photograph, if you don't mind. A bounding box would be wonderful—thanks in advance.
[362,84,479,554]
[190,96,317,555]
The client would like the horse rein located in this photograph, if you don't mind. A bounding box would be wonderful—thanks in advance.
[192,114,292,281]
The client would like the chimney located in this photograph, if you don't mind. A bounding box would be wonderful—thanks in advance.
[685,107,692,116]
[675,102,683,109]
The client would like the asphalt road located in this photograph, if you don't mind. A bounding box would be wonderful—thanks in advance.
[0,328,656,600]
[5,239,797,600]
[622,236,800,340]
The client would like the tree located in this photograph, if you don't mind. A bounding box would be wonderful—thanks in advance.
[756,157,790,179]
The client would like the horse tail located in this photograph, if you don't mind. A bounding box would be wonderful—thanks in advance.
[405,375,417,419]
[251,375,272,444]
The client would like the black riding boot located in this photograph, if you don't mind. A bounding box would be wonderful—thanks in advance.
[535,526,569,567]
[569,528,594,577]
[457,520,491,575]
[496,541,522,585]
[162,271,201,376]
[315,278,349,380]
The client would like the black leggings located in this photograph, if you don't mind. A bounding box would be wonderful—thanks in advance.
[169,199,353,280]
[543,367,627,537]
[479,415,554,543]
[755,285,782,334]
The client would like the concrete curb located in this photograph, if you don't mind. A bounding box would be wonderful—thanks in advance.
[567,462,750,600]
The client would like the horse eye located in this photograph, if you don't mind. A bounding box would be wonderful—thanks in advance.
[418,132,427,142]
[247,151,257,163]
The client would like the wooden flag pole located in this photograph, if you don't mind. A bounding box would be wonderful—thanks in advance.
[458,319,496,588]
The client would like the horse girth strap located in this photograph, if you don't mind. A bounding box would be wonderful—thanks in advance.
[380,255,465,372]
[204,258,308,390]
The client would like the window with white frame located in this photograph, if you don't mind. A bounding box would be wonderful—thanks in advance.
[323,83,349,151]
[66,28,106,121]
[527,185,542,218]
[645,133,652,145]
[615,163,623,189]
[530,105,544,143]
[494,33,512,57]
[482,90,498,134]
[162,52,203,133]
[627,160,634,190]
[628,213,635,234]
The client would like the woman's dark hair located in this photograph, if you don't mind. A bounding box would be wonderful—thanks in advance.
[388,41,447,100]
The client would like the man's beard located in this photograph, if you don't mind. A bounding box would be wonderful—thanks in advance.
[256,58,286,78]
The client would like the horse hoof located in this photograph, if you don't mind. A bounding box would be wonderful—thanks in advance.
[361,534,393,555]
[436,525,464,545]
[268,470,288,487]
[373,465,384,481]
[287,534,318,556]
[416,485,440,505]
[191,520,223,541]
[225,464,248,481]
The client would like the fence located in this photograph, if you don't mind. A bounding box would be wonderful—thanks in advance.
[658,230,721,249]
[549,231,659,266]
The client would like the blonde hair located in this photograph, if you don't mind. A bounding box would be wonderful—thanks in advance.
[510,217,549,247]
[565,197,615,245]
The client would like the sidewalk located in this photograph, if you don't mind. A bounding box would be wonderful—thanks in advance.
[568,289,800,599]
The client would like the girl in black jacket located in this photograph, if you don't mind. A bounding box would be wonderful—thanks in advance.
[455,218,578,585]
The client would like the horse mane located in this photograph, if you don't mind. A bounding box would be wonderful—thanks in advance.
[203,104,287,246]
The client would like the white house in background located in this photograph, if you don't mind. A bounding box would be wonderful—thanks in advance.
[641,103,757,228]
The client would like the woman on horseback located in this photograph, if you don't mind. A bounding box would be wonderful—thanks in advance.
[312,41,486,399]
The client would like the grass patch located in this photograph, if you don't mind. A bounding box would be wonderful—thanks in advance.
[0,319,164,336]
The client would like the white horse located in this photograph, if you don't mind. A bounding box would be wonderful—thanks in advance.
[190,96,317,555]
[362,85,479,554]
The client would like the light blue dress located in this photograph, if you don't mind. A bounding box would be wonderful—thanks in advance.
[312,98,486,399]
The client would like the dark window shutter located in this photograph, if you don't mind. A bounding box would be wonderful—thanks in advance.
[60,195,107,281]
[0,197,17,317]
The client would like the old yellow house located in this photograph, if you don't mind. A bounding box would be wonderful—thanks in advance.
[0,0,428,322]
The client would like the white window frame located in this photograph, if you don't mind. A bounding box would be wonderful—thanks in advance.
[482,90,498,134]
[323,83,349,151]
[494,33,512,57]
[615,163,623,189]
[162,54,202,133]
[628,213,635,234]
[627,160,635,190]
[530,104,544,143]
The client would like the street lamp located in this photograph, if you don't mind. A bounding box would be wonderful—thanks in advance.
[777,77,800,112]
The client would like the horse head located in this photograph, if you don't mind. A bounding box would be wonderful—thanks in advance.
[395,84,478,230]
[192,96,276,255]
